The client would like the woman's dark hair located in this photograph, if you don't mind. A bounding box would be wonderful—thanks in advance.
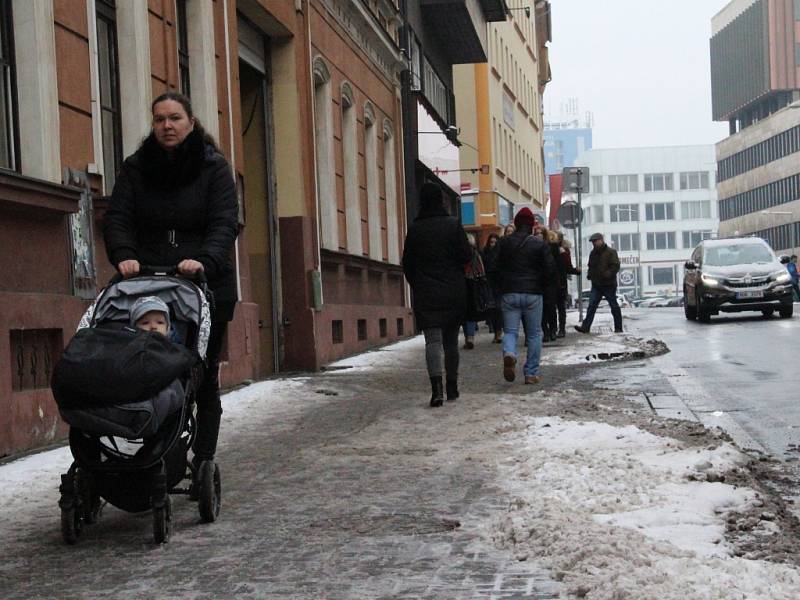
[483,233,500,251]
[151,91,220,152]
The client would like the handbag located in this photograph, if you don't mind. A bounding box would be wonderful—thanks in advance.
[466,251,496,319]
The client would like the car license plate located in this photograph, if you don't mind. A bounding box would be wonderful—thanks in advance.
[736,290,763,299]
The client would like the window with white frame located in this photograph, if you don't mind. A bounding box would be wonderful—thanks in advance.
[364,103,380,260]
[645,202,675,221]
[608,174,638,193]
[682,230,713,248]
[649,266,675,285]
[341,83,362,255]
[313,57,337,250]
[609,204,638,222]
[644,172,674,191]
[0,1,16,170]
[97,0,123,191]
[175,0,190,97]
[646,232,676,250]
[679,171,709,190]
[680,200,711,219]
[383,121,399,263]
[591,175,603,194]
[592,205,604,223]
[611,233,639,252]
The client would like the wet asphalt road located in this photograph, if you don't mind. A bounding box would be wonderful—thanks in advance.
[624,306,799,459]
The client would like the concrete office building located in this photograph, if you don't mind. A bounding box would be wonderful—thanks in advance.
[711,0,800,254]
[574,146,719,298]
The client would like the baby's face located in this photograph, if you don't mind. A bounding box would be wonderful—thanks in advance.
[135,310,168,336]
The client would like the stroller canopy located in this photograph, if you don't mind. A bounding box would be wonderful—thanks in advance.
[78,277,211,359]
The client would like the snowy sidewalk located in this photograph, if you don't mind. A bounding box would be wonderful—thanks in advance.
[2,320,800,599]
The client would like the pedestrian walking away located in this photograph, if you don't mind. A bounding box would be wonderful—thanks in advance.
[481,233,504,343]
[462,233,483,350]
[556,232,581,337]
[540,227,560,343]
[787,255,800,302]
[103,91,239,493]
[402,183,472,407]
[574,232,623,334]
[497,207,556,385]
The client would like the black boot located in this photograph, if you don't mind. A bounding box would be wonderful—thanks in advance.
[446,379,459,402]
[429,377,444,407]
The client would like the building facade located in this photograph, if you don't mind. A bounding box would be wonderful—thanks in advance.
[454,0,551,244]
[574,146,719,298]
[711,0,800,254]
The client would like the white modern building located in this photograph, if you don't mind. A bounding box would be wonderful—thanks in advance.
[569,145,719,298]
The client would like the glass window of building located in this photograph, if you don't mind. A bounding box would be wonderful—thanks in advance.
[609,174,638,193]
[681,201,711,219]
[609,204,639,222]
[591,175,603,194]
[679,171,709,190]
[0,0,17,171]
[176,0,190,97]
[682,230,713,248]
[611,233,639,252]
[646,232,676,250]
[592,205,604,223]
[645,202,675,221]
[650,266,674,285]
[97,0,122,192]
[644,172,674,191]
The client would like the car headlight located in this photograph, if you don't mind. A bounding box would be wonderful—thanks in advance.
[771,271,791,284]
[701,273,721,286]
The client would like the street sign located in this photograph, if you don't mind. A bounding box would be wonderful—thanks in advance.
[619,270,635,286]
[557,200,582,229]
[562,167,590,193]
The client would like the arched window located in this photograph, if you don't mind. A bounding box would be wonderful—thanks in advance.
[312,57,338,250]
[364,102,381,259]
[383,120,399,263]
[341,82,362,255]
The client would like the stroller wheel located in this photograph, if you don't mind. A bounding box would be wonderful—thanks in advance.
[197,461,221,523]
[153,495,172,544]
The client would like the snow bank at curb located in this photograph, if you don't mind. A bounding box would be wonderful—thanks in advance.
[489,416,800,599]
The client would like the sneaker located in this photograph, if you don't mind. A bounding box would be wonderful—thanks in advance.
[524,375,542,384]
[573,325,589,334]
[503,354,516,382]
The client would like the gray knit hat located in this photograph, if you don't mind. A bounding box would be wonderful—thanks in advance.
[130,296,170,329]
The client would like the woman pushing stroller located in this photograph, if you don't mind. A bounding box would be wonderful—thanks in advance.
[103,91,238,492]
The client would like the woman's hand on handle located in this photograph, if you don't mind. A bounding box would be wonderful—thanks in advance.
[118,259,140,278]
[177,259,204,278]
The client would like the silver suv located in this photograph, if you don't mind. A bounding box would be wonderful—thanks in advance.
[683,237,793,322]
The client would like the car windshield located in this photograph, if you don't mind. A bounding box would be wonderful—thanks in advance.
[703,244,773,266]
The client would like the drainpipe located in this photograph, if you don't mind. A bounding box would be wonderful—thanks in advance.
[399,0,418,225]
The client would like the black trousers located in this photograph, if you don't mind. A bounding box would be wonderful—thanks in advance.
[557,286,568,333]
[541,286,557,337]
[193,318,228,462]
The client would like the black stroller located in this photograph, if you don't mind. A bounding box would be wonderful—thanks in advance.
[53,267,221,544]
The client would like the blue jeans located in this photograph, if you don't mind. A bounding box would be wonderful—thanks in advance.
[582,284,622,331]
[463,321,477,337]
[501,293,543,377]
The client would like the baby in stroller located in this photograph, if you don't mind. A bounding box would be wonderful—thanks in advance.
[53,270,220,544]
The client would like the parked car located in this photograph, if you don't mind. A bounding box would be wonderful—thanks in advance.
[683,237,793,322]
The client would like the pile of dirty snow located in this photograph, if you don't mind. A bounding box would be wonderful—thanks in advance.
[489,416,800,599]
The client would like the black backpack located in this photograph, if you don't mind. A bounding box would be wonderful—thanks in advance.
[52,327,197,410]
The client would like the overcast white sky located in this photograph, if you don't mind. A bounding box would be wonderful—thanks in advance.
[544,0,732,149]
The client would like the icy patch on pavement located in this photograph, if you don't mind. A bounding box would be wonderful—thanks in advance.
[325,336,425,372]
[489,416,800,598]
[540,337,635,366]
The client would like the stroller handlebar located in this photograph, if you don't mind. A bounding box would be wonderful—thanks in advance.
[109,265,208,285]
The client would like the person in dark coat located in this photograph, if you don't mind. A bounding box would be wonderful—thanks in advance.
[481,233,503,343]
[540,227,560,343]
[555,232,581,337]
[497,207,556,385]
[402,183,472,407]
[103,91,238,480]
[575,232,623,333]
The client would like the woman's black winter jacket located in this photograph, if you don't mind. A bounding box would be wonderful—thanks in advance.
[103,130,239,319]
[497,231,556,295]
[402,206,472,330]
